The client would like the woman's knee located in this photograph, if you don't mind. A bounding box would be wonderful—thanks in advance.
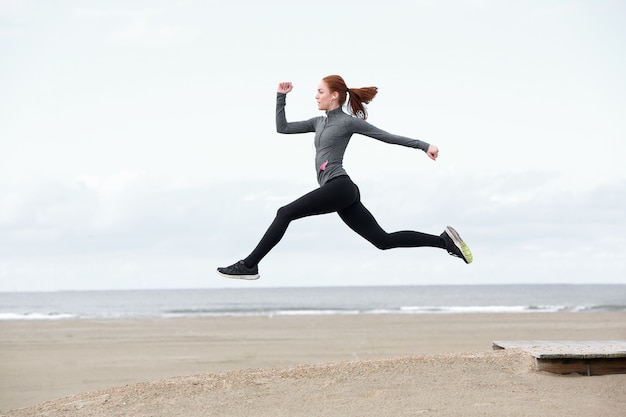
[369,235,393,250]
[276,205,295,221]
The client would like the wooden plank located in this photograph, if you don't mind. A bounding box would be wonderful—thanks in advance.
[492,340,626,375]
[533,357,626,376]
[492,340,626,359]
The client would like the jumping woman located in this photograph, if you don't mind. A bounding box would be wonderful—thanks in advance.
[217,75,472,280]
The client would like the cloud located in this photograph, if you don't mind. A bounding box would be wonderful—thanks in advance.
[0,0,23,18]
[1,1,625,290]
[1,170,624,290]
[70,6,200,47]
[71,7,162,19]
[106,20,200,47]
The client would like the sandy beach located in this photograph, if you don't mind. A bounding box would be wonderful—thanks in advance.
[2,312,625,416]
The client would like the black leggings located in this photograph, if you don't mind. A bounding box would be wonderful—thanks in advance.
[244,176,445,267]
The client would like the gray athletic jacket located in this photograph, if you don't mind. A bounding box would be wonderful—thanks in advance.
[276,93,430,186]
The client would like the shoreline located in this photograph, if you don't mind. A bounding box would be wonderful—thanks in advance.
[2,312,625,414]
[2,283,624,320]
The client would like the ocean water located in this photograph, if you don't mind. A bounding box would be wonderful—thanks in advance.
[0,285,624,320]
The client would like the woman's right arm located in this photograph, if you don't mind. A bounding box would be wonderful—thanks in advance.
[276,83,316,134]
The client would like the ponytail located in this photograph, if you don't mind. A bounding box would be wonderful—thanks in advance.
[346,86,378,120]
[322,75,378,120]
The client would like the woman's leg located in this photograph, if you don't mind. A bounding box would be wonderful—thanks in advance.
[338,202,473,264]
[243,177,358,267]
[338,199,445,250]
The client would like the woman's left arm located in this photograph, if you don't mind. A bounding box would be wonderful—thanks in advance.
[350,118,437,160]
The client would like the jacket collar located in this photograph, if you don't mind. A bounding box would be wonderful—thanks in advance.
[325,106,344,117]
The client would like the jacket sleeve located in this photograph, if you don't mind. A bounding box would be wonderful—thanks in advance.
[347,117,430,152]
[276,93,317,134]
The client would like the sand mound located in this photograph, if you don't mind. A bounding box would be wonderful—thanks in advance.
[4,350,624,417]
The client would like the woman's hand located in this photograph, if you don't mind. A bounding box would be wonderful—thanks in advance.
[426,144,439,161]
[277,82,293,94]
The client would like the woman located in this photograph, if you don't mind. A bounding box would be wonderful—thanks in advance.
[217,75,472,280]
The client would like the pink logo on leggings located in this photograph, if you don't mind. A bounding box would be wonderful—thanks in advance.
[320,160,328,171]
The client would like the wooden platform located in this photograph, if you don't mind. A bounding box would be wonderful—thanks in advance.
[492,340,626,376]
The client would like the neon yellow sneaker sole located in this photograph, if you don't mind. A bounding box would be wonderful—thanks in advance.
[445,226,473,264]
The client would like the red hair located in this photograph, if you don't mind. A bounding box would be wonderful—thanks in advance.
[322,75,378,120]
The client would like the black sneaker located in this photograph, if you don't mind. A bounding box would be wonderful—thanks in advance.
[217,260,260,280]
[440,226,473,264]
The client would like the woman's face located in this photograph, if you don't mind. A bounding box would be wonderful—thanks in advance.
[315,82,338,111]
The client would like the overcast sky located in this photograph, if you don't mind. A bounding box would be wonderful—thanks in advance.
[1,0,625,291]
